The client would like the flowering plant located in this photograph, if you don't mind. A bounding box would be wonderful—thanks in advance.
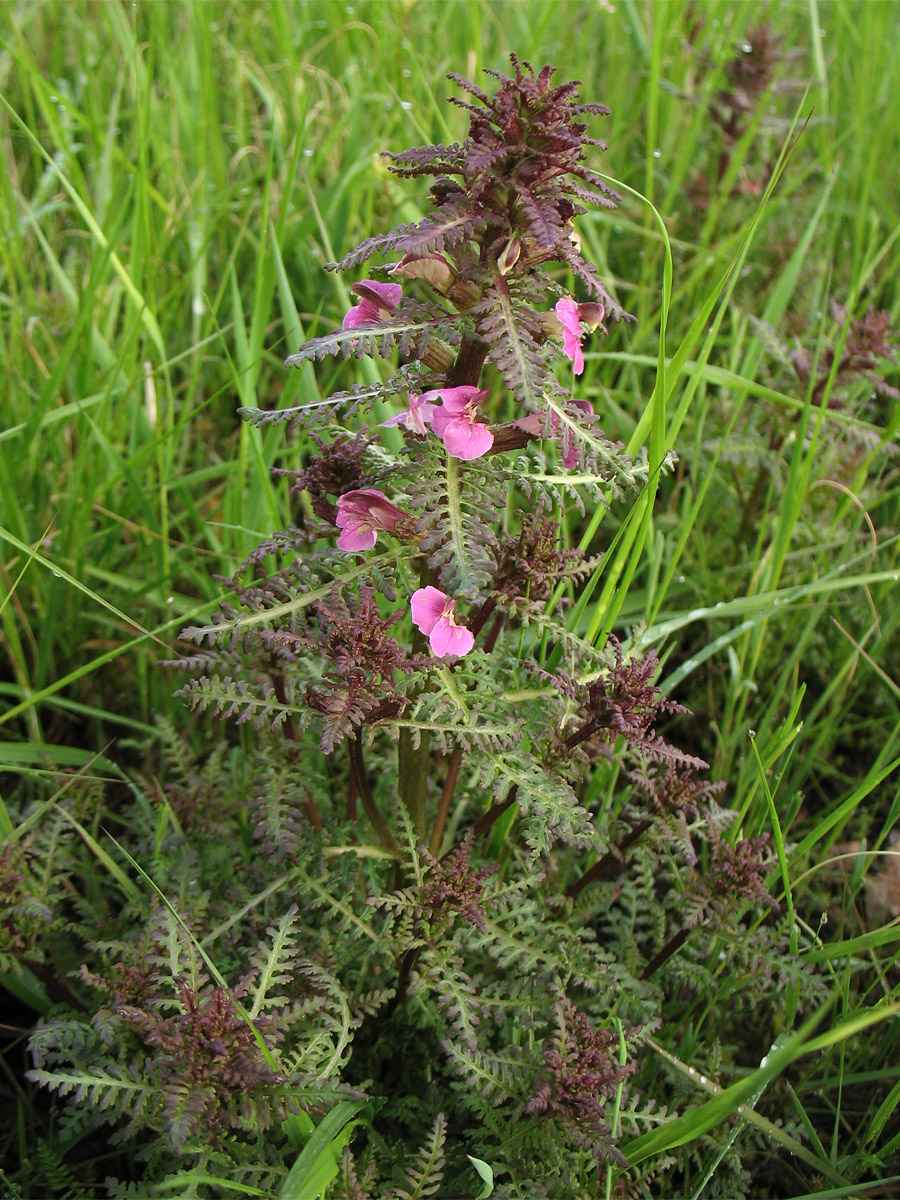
[159,57,781,1191]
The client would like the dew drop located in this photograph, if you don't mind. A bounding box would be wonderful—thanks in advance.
[748,728,756,738]
[166,596,174,605]
[741,41,753,53]
[400,101,413,111]
[652,148,661,159]
[303,147,314,157]
[402,68,411,78]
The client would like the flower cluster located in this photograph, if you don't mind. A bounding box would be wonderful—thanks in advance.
[330,285,604,658]
[278,58,633,682]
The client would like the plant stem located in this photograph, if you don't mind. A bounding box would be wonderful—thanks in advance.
[428,747,462,858]
[273,668,324,830]
[348,736,398,853]
[467,784,518,845]
[447,332,489,387]
[21,957,88,1012]
[397,330,493,851]
[566,819,652,899]
[641,925,691,979]
[398,725,430,844]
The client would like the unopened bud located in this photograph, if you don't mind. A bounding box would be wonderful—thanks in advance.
[390,252,456,294]
[576,302,605,331]
[497,236,523,276]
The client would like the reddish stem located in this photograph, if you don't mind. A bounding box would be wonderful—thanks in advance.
[566,819,652,900]
[348,736,398,853]
[641,925,691,979]
[428,748,463,858]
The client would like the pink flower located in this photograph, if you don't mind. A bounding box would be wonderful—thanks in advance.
[410,586,475,658]
[555,297,585,375]
[335,489,408,551]
[342,280,402,330]
[428,386,494,460]
[381,390,439,436]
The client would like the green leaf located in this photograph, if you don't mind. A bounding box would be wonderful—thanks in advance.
[277,1099,367,1200]
[467,1155,495,1200]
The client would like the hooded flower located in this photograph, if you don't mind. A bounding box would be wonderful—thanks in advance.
[380,390,440,436]
[555,297,585,375]
[429,386,494,460]
[553,299,605,376]
[410,586,475,658]
[342,280,402,330]
[335,489,408,551]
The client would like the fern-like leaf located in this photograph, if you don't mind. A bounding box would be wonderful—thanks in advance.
[471,277,549,411]
[474,747,595,855]
[387,1112,447,1200]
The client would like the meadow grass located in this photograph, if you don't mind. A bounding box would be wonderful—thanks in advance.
[2,0,900,1194]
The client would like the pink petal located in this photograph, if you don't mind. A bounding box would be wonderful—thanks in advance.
[337,525,377,551]
[555,297,581,335]
[555,297,585,375]
[411,586,449,636]
[381,392,438,434]
[429,617,474,658]
[437,416,494,460]
[342,304,370,330]
[342,281,402,330]
[422,385,489,415]
[355,279,402,308]
[342,488,406,529]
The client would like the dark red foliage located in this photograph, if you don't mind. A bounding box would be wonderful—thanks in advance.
[424,835,497,933]
[288,430,372,502]
[300,587,412,750]
[706,824,779,914]
[493,517,589,605]
[526,995,634,1165]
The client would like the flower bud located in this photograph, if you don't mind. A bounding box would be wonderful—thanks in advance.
[390,252,456,294]
[497,236,523,276]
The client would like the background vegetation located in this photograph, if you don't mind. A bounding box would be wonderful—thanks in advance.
[2,1,899,1196]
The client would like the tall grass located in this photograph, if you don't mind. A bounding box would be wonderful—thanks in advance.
[2,0,900,1193]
